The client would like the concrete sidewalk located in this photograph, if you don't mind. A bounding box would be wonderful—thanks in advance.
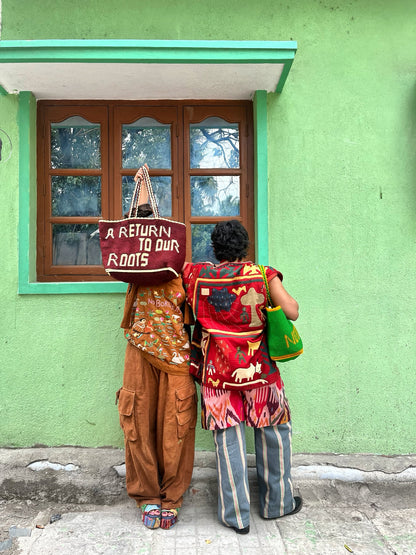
[1,448,416,554]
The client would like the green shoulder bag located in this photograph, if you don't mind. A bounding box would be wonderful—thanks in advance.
[259,265,303,363]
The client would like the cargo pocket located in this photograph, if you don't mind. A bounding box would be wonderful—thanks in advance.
[176,383,197,439]
[117,388,137,441]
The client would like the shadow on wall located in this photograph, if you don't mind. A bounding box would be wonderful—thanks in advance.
[0,128,13,163]
[411,82,416,209]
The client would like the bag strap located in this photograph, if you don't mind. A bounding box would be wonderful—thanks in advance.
[129,165,160,218]
[259,265,273,307]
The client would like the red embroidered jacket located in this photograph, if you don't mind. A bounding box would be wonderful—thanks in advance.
[183,261,285,391]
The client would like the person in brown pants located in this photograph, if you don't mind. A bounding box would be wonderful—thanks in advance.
[116,166,197,530]
[118,279,197,530]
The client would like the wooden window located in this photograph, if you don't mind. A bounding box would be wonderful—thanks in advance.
[37,101,254,282]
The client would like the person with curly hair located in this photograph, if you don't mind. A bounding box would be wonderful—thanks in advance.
[182,220,302,534]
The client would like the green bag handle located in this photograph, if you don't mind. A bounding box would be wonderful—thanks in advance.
[259,265,273,307]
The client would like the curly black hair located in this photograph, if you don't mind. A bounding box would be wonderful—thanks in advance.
[211,220,249,262]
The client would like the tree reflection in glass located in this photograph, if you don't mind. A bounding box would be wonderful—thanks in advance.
[190,117,239,169]
[191,224,217,263]
[122,118,171,169]
[52,176,101,217]
[51,116,101,169]
[191,176,240,217]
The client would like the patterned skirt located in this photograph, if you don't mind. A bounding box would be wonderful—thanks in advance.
[200,382,291,430]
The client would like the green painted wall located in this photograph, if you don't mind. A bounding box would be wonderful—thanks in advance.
[264,1,416,453]
[1,0,415,453]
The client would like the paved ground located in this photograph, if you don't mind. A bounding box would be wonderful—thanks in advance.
[1,449,415,554]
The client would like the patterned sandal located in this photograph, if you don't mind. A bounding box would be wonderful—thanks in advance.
[141,504,161,529]
[160,508,180,530]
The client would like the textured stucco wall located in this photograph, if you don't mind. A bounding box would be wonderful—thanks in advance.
[0,0,415,453]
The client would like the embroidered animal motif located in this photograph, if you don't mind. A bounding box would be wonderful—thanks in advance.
[231,361,262,383]
[208,377,220,387]
[247,339,261,356]
[171,351,185,364]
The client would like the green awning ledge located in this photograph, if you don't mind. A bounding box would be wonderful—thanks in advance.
[0,39,297,99]
[9,41,298,293]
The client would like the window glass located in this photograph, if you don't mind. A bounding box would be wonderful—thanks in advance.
[51,176,101,217]
[122,117,171,169]
[190,117,239,169]
[52,224,101,265]
[191,223,217,263]
[51,116,101,169]
[122,175,172,217]
[191,176,240,217]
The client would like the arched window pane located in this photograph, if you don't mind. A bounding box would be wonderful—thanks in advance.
[190,117,239,169]
[122,118,171,169]
[51,116,101,169]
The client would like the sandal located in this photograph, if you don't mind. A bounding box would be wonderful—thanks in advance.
[160,508,180,530]
[141,504,161,529]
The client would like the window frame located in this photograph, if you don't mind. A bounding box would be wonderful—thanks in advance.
[183,103,254,262]
[35,99,256,284]
[18,90,269,294]
[37,103,110,281]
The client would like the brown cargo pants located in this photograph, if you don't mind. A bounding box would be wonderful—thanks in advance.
[117,343,197,509]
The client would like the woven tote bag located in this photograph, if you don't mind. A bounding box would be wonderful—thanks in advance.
[99,165,186,285]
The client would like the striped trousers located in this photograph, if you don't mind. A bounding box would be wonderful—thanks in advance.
[213,421,295,529]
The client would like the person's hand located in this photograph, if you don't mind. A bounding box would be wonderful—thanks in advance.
[134,163,149,183]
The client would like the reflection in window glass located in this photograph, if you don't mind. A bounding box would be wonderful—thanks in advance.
[122,175,172,217]
[52,176,101,217]
[122,118,171,169]
[191,176,240,217]
[51,116,101,169]
[191,224,217,263]
[53,224,101,265]
[190,117,239,169]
